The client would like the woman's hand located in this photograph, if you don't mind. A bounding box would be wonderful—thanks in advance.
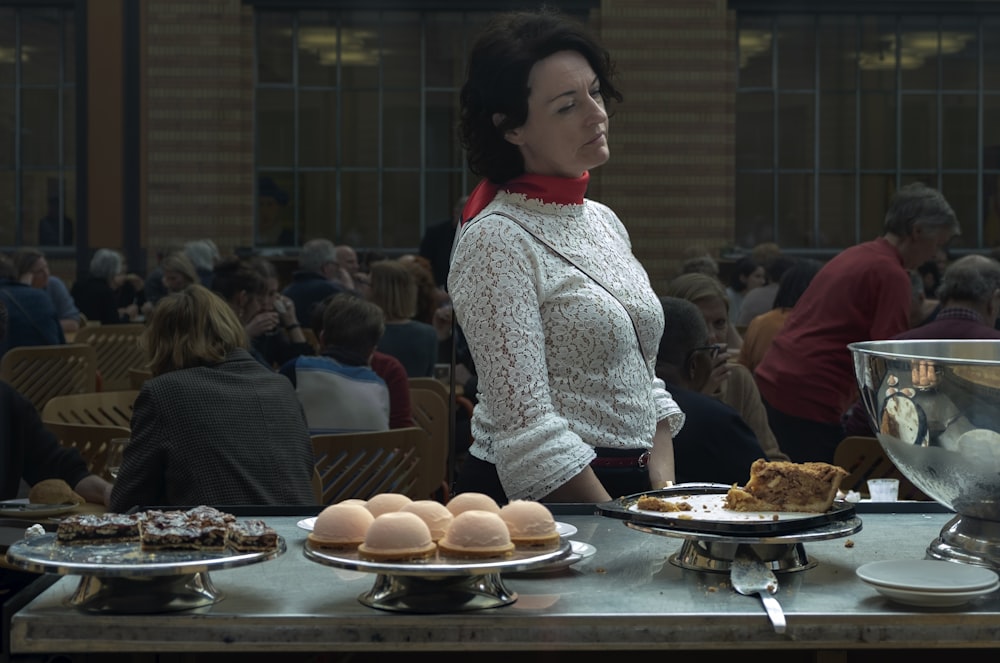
[245,311,279,339]
[699,346,732,397]
[274,295,298,329]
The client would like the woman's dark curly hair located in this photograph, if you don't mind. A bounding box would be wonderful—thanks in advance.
[459,8,622,184]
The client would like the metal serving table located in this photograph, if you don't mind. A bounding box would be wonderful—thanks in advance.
[7,503,1000,656]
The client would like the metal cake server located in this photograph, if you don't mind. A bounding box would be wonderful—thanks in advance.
[731,544,787,634]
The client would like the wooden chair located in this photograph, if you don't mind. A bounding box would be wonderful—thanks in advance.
[311,427,442,505]
[408,387,451,501]
[73,324,149,391]
[408,376,450,401]
[128,367,153,390]
[44,422,131,482]
[833,435,930,500]
[42,390,139,428]
[0,343,98,411]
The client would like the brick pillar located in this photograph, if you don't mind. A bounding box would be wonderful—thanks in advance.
[592,0,735,293]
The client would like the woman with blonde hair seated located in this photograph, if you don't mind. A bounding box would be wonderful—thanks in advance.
[664,272,790,462]
[109,284,315,511]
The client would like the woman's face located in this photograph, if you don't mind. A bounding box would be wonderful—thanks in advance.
[696,296,729,345]
[743,266,766,291]
[27,257,50,288]
[162,269,187,293]
[503,50,609,178]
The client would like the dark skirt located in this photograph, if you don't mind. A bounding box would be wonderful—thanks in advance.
[453,448,652,504]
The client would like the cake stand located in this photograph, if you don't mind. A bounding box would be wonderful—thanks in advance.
[596,484,862,573]
[5,533,286,613]
[304,540,571,613]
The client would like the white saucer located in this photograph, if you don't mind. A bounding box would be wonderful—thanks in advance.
[867,582,1000,608]
[555,521,577,539]
[297,517,317,532]
[857,560,1000,592]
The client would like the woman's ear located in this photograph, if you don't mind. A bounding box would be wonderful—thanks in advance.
[493,112,524,146]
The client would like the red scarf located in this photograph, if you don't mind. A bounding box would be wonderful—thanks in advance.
[462,172,590,224]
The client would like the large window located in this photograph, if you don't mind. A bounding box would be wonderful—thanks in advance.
[736,11,1000,253]
[254,8,491,250]
[0,5,76,250]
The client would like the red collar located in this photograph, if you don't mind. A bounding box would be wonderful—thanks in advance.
[462,172,589,224]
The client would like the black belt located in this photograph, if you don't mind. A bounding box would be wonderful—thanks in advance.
[590,450,650,469]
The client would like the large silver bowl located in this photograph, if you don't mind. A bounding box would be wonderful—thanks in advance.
[849,339,1000,524]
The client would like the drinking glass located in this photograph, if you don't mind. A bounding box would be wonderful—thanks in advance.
[867,478,899,502]
[106,437,131,481]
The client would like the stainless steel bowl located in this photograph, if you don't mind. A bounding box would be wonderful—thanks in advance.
[849,339,1000,522]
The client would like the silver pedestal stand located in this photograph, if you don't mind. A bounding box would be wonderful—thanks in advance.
[6,533,286,613]
[627,516,863,574]
[304,540,571,613]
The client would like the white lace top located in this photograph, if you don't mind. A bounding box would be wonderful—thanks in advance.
[449,190,685,500]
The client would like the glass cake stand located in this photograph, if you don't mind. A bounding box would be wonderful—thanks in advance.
[5,533,286,613]
[304,540,571,613]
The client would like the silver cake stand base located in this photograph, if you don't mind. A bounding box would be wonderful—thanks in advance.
[68,571,221,613]
[360,572,515,613]
[304,540,571,613]
[627,516,863,574]
[927,514,1000,570]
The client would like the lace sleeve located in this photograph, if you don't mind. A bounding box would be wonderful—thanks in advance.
[450,218,595,500]
[651,375,686,436]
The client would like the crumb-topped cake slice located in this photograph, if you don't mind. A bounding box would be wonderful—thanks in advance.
[140,511,227,551]
[228,520,278,552]
[724,459,849,513]
[56,513,141,544]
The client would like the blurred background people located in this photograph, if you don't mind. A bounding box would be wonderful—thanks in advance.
[71,248,144,324]
[247,255,313,367]
[724,255,765,326]
[109,284,315,510]
[755,182,959,463]
[664,271,788,461]
[282,238,351,326]
[419,194,467,288]
[369,259,438,378]
[12,248,81,334]
[280,293,390,434]
[656,297,767,485]
[736,255,796,327]
[211,257,273,368]
[308,293,413,429]
[0,254,64,358]
[738,258,822,373]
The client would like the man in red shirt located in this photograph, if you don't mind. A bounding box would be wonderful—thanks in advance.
[754,182,959,463]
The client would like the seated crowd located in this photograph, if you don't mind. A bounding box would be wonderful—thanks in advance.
[2,179,998,520]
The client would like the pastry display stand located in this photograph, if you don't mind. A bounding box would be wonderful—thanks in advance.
[5,534,286,613]
[304,540,571,613]
[596,484,862,574]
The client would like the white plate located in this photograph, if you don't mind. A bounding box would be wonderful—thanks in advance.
[0,501,79,518]
[506,540,596,575]
[856,560,1000,593]
[299,516,578,539]
[866,582,999,608]
[555,521,577,539]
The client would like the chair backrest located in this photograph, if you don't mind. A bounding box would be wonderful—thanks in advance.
[73,324,149,392]
[128,367,153,390]
[311,427,442,505]
[833,435,930,500]
[408,387,450,500]
[0,343,98,411]
[44,421,131,482]
[408,377,450,401]
[41,390,139,428]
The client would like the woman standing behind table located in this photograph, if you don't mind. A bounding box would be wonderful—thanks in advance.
[448,9,684,504]
[109,285,315,511]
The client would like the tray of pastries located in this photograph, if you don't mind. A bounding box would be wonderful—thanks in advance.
[5,506,284,577]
